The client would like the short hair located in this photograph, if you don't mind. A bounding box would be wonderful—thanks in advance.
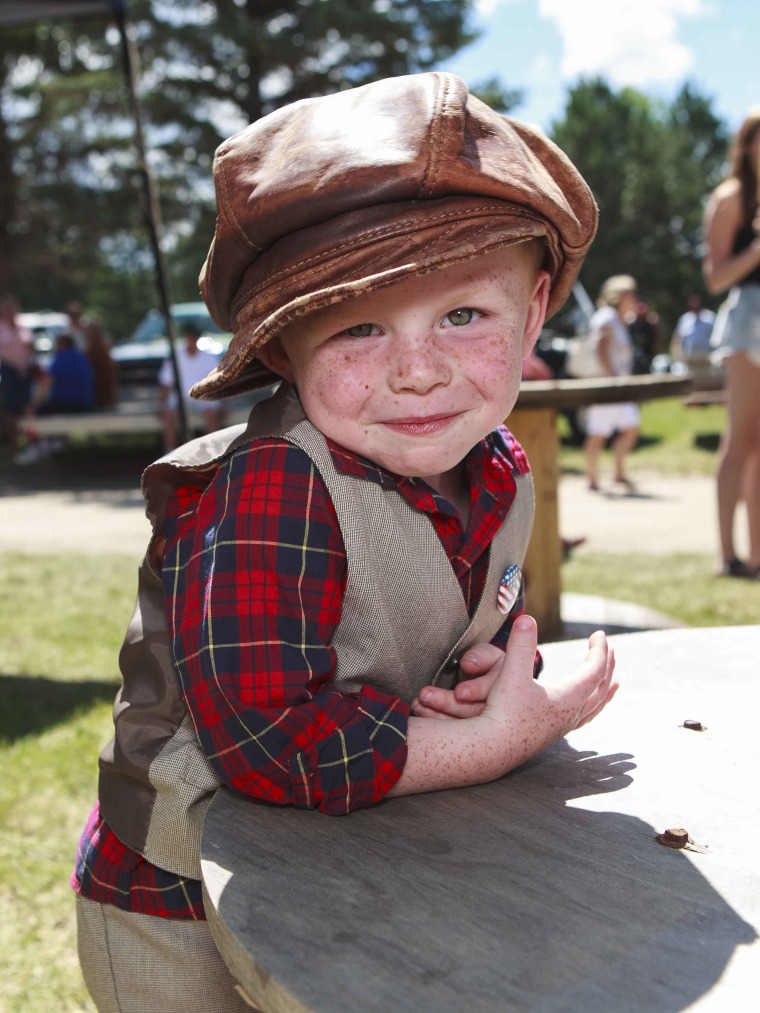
[597,275,637,309]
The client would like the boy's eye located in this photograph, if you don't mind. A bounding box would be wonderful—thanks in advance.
[343,323,376,338]
[444,308,477,327]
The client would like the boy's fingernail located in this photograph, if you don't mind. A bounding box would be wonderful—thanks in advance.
[514,616,534,631]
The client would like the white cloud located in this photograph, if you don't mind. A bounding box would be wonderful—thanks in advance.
[475,0,519,15]
[539,0,704,87]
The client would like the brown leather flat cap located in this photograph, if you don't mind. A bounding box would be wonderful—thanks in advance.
[193,72,597,399]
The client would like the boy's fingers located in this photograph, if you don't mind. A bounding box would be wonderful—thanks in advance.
[575,679,619,729]
[414,686,486,720]
[490,615,538,697]
[458,643,505,675]
[410,702,457,720]
[454,670,498,702]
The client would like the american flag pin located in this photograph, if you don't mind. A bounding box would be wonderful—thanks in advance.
[497,565,521,615]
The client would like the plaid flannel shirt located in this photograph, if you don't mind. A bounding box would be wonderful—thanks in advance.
[73,426,530,919]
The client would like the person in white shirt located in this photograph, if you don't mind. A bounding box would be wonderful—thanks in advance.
[583,275,641,491]
[671,295,716,362]
[158,322,225,451]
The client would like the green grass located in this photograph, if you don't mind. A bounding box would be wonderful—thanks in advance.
[1,554,136,1013]
[563,551,760,627]
[558,397,725,476]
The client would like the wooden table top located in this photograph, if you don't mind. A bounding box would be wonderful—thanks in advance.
[201,625,759,1012]
[515,372,693,410]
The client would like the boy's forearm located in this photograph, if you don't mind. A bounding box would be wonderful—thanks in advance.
[387,714,530,797]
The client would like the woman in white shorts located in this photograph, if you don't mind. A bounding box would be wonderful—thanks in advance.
[583,275,640,491]
[703,108,760,578]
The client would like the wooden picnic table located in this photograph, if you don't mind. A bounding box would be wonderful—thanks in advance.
[509,373,693,640]
[201,624,759,1012]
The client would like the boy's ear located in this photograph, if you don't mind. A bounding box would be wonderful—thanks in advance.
[255,336,295,384]
[521,270,552,358]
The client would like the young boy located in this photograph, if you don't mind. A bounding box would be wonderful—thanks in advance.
[73,72,616,1012]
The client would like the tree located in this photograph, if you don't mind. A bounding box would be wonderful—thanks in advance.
[551,78,729,332]
[1,0,518,338]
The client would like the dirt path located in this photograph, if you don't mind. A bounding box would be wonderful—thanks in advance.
[0,465,742,561]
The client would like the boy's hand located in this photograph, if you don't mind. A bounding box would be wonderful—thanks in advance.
[410,644,505,719]
[390,616,617,798]
[411,618,617,738]
[482,616,617,745]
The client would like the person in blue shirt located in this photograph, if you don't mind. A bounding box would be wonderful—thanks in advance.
[37,332,95,414]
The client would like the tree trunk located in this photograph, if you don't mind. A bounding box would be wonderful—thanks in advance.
[0,102,17,294]
[243,1,265,123]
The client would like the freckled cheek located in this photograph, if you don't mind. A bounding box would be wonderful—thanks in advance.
[308,355,374,420]
[467,335,520,386]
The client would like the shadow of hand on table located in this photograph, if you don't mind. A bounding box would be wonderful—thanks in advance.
[205,741,756,1012]
[474,741,757,1011]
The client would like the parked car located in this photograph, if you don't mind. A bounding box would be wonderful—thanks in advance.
[18,310,70,364]
[111,301,231,390]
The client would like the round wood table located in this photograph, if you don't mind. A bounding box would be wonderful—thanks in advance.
[201,624,758,1013]
[510,373,693,639]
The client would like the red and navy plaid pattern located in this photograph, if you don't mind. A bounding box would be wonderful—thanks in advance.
[73,426,529,919]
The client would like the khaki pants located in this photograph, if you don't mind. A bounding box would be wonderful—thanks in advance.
[76,896,257,1012]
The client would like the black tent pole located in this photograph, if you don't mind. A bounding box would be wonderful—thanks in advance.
[112,2,188,445]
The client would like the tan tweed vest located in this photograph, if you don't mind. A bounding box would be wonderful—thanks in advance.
[99,385,534,878]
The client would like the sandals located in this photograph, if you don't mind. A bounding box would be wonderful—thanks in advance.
[613,476,636,492]
[717,558,760,579]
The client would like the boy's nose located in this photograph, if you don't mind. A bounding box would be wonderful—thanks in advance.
[388,335,452,393]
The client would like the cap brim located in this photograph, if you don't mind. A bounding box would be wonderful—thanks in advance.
[192,198,583,400]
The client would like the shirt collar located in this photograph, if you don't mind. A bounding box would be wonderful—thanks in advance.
[325,425,528,507]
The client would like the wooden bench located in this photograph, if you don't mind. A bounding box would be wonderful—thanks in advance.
[21,393,266,440]
[679,366,725,408]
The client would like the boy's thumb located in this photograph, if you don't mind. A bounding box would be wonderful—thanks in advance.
[498,615,538,685]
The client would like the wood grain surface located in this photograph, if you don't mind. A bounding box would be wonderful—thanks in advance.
[202,627,759,1012]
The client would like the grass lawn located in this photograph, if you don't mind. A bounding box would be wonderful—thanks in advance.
[1,554,136,1013]
[563,551,760,627]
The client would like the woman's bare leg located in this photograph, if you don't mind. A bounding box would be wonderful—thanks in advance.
[716,354,760,565]
[612,426,639,484]
[742,446,760,567]
[584,434,606,489]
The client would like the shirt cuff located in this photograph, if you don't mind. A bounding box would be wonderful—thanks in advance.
[289,688,409,815]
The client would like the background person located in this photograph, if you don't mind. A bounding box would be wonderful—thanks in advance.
[158,321,225,451]
[13,333,95,465]
[671,295,716,367]
[583,275,641,492]
[0,296,34,451]
[626,299,662,373]
[83,318,118,408]
[703,107,760,578]
[35,332,95,415]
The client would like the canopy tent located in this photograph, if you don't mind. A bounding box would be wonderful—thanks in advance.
[0,0,188,440]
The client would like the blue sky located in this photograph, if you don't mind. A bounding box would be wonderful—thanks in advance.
[439,0,759,133]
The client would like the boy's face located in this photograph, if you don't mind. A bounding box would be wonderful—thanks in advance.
[258,245,550,493]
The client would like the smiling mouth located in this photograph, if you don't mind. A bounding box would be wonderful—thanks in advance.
[382,413,460,435]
